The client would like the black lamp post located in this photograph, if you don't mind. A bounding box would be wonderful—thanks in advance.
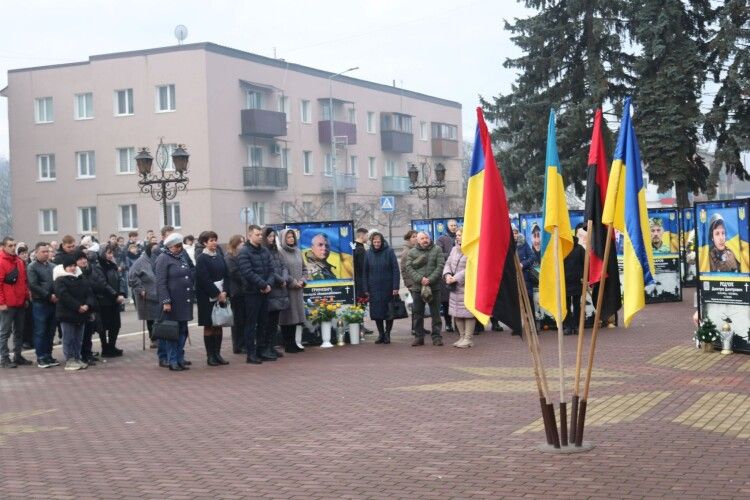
[136,138,190,226]
[408,161,446,218]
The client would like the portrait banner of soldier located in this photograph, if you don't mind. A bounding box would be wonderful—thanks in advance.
[694,199,750,353]
[280,220,355,305]
[411,219,435,240]
[644,208,682,303]
[411,218,464,242]
[681,207,697,286]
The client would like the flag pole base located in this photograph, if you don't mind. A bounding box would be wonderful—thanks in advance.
[536,441,595,454]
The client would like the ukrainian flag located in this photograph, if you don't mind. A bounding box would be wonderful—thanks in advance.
[539,109,573,324]
[602,97,655,326]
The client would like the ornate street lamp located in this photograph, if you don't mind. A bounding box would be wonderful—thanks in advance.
[136,138,190,226]
[408,160,446,218]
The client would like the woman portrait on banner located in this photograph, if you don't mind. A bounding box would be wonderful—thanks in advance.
[362,231,400,344]
[708,213,739,273]
[196,231,230,366]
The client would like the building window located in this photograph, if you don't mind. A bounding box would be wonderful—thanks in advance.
[300,100,311,123]
[382,113,412,133]
[156,84,176,112]
[245,202,266,225]
[114,89,134,116]
[119,204,138,230]
[348,108,356,125]
[420,121,429,141]
[366,112,375,133]
[324,154,334,177]
[432,123,457,140]
[75,93,93,120]
[281,202,293,222]
[245,90,262,110]
[39,209,58,234]
[303,151,313,175]
[368,156,377,179]
[248,146,263,167]
[166,202,181,228]
[162,143,179,172]
[35,97,54,123]
[117,147,136,174]
[350,156,358,177]
[37,154,56,181]
[321,102,332,121]
[76,151,96,178]
[277,95,290,120]
[282,148,291,173]
[78,207,97,233]
[385,159,396,177]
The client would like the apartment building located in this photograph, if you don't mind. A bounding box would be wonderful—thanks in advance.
[2,42,463,242]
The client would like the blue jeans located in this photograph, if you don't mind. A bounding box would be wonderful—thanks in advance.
[60,322,84,361]
[157,339,168,362]
[32,301,56,360]
[166,321,188,365]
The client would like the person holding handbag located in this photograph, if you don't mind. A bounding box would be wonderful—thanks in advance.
[155,233,194,372]
[262,227,291,360]
[442,229,475,348]
[195,231,230,367]
[362,232,400,344]
[278,229,308,353]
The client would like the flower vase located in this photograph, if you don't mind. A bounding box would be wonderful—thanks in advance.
[701,342,714,353]
[349,323,361,345]
[320,321,334,348]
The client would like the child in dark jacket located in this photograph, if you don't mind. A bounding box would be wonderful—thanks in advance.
[53,254,96,371]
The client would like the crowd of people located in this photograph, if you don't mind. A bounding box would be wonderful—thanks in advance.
[0,217,584,372]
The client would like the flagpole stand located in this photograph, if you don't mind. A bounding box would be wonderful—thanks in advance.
[536,441,595,454]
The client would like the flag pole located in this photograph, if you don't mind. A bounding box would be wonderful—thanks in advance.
[576,223,614,446]
[552,226,568,447]
[514,255,556,447]
[570,219,592,442]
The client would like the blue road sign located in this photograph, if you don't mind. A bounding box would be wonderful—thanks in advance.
[380,196,395,213]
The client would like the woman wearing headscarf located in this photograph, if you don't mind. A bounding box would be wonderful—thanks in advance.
[278,228,307,353]
[224,234,247,354]
[442,229,474,347]
[195,231,230,366]
[155,233,194,371]
[128,242,161,351]
[261,227,291,360]
[363,232,400,344]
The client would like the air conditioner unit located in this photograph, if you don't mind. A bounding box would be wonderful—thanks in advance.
[270,142,281,155]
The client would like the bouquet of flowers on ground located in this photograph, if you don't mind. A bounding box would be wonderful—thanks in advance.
[306,298,341,324]
[340,304,366,324]
[695,318,719,344]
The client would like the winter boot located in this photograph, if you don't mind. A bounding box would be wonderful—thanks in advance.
[214,333,229,365]
[295,324,305,350]
[205,336,219,366]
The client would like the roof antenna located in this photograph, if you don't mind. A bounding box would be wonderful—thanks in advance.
[174,25,188,46]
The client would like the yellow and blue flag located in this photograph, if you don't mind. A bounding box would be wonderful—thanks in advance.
[539,109,573,324]
[602,97,655,326]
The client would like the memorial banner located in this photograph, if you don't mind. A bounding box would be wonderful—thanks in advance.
[681,207,697,286]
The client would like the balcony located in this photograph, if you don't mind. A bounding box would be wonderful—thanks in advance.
[382,176,411,195]
[243,166,288,191]
[381,130,414,154]
[322,174,358,193]
[318,120,357,145]
[241,109,287,138]
[431,138,459,158]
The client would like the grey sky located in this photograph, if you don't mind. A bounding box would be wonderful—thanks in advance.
[0,0,531,159]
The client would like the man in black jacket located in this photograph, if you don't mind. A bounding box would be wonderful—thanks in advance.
[238,225,274,364]
[28,242,59,368]
[563,224,586,336]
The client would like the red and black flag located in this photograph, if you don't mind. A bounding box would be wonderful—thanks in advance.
[585,109,621,320]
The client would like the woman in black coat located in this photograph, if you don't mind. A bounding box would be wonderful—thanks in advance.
[362,232,400,344]
[262,227,291,360]
[195,231,230,366]
[224,234,246,354]
[97,243,126,357]
[155,233,194,372]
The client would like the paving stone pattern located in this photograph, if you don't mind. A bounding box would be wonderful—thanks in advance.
[1,299,749,499]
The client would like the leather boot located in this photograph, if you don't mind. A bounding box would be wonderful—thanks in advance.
[411,336,424,347]
[205,336,219,366]
[259,345,277,361]
[284,328,303,353]
[295,325,305,350]
[453,320,464,346]
[456,327,473,348]
[214,333,229,365]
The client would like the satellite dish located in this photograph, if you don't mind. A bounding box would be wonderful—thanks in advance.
[174,25,188,45]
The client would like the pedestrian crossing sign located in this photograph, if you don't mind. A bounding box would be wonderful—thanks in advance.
[380,196,395,213]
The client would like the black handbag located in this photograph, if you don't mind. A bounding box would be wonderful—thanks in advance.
[152,312,179,341]
[3,266,19,285]
[387,297,409,320]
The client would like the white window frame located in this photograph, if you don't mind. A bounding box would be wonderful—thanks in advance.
[74,93,93,120]
[350,155,358,177]
[156,84,176,112]
[114,89,134,116]
[78,207,97,234]
[116,147,136,175]
[277,95,291,121]
[119,204,138,231]
[366,112,375,133]
[324,154,334,177]
[368,156,377,179]
[39,209,58,234]
[246,202,266,226]
[385,159,396,177]
[35,97,54,124]
[348,108,356,125]
[300,100,311,124]
[76,151,96,179]
[163,143,178,172]
[37,154,56,181]
[282,148,291,173]
[303,151,313,175]
[245,90,262,110]
[420,121,429,141]
[166,202,181,229]
[248,145,263,167]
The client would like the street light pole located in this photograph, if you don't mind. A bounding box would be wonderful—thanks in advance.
[328,66,359,220]
[135,139,190,227]
[408,161,446,219]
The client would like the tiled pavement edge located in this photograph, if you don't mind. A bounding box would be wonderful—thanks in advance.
[1,299,748,499]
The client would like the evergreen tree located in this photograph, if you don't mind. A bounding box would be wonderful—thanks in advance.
[481,0,634,209]
[630,0,713,208]
[703,0,750,185]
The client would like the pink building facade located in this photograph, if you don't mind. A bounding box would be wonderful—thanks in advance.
[2,43,463,243]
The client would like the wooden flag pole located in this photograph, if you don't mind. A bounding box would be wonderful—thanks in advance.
[552,227,568,447]
[576,224,614,447]
[570,219,593,443]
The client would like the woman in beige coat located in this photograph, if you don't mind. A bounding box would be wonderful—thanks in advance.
[442,230,475,347]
